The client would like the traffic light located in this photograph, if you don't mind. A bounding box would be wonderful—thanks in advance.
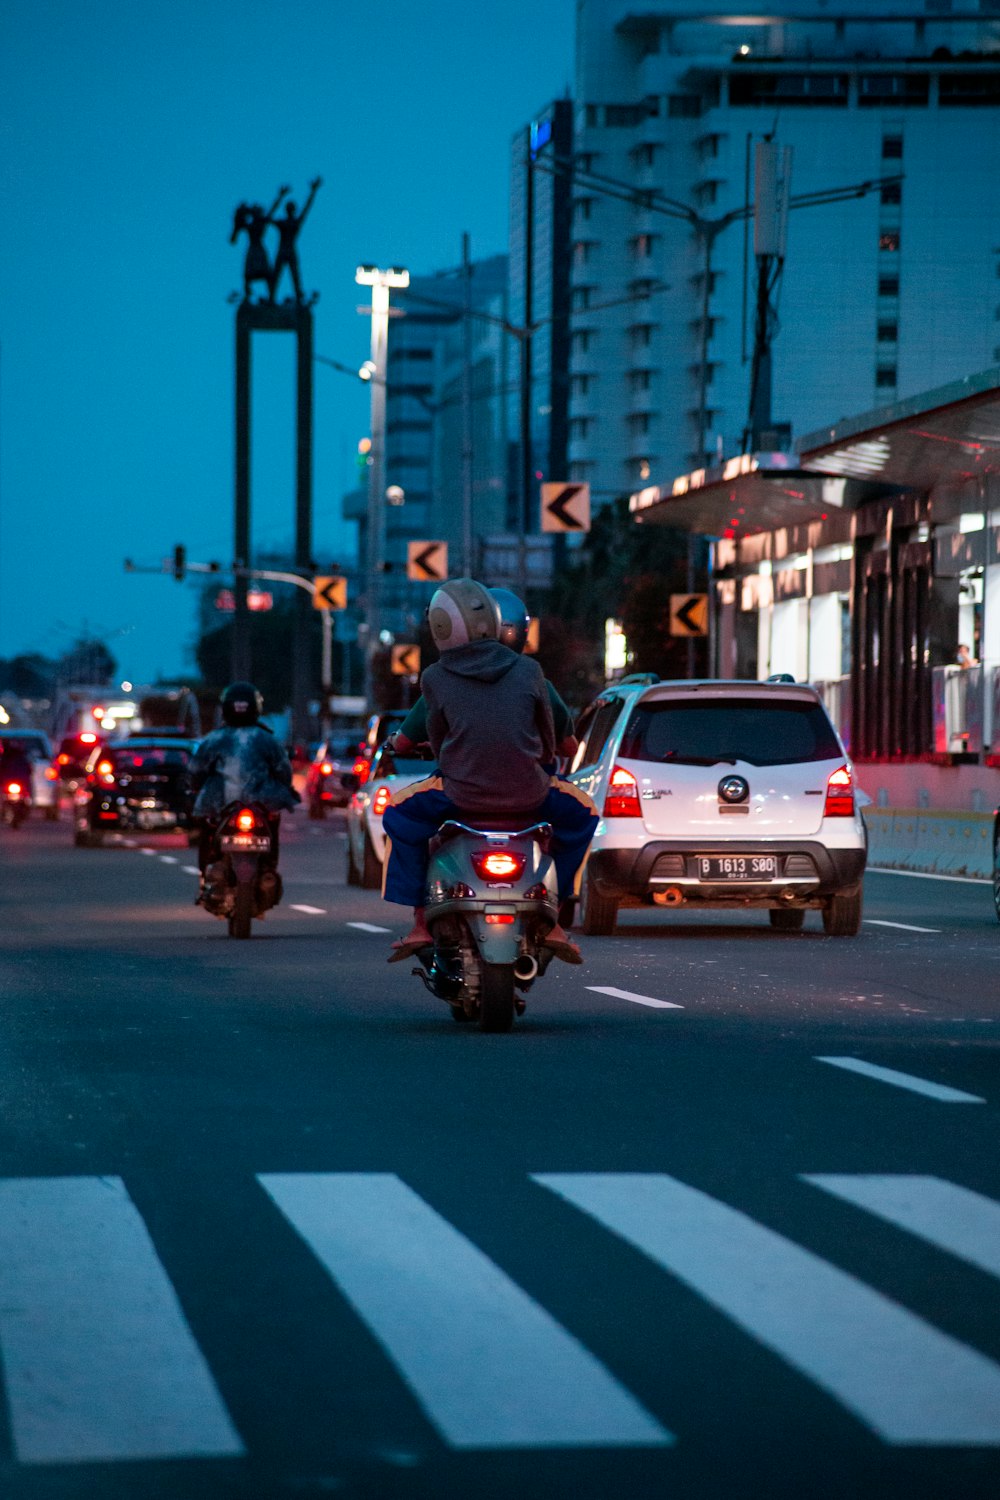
[173,545,186,582]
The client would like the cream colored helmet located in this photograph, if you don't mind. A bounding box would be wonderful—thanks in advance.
[427,578,501,650]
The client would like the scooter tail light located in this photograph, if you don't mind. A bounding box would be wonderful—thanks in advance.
[471,850,527,881]
[485,913,516,925]
[235,808,256,832]
[604,764,642,818]
[319,761,333,776]
[6,782,22,796]
[372,785,391,816]
[824,763,855,817]
[352,756,370,786]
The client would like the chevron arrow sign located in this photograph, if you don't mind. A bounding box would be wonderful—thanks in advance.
[391,644,421,676]
[407,540,448,582]
[541,482,591,534]
[669,594,709,637]
[312,575,347,610]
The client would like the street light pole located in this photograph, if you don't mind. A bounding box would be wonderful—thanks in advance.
[356,264,409,707]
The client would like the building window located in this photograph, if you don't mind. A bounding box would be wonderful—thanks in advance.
[879,275,900,297]
[880,182,902,205]
[392,347,433,362]
[576,152,596,173]
[569,460,594,482]
[628,369,653,393]
[668,93,702,118]
[876,367,897,388]
[694,181,719,208]
[630,143,658,168]
[629,323,655,349]
[879,231,901,252]
[877,322,898,342]
[630,233,659,259]
[572,329,594,353]
[696,133,721,161]
[572,285,594,311]
[882,135,904,159]
[627,412,652,437]
[570,416,593,440]
[605,103,647,127]
[574,196,594,222]
[571,374,594,396]
[573,240,596,266]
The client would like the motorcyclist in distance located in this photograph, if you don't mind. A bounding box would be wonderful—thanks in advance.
[381,578,598,964]
[388,588,579,765]
[188,682,300,904]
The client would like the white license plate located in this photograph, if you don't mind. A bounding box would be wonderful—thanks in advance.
[220,834,271,852]
[697,855,778,881]
[137,811,176,828]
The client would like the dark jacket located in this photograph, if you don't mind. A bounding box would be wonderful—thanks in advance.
[422,641,555,813]
[398,677,573,746]
[189,725,300,817]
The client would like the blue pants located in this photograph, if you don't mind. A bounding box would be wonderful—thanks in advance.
[382,776,599,908]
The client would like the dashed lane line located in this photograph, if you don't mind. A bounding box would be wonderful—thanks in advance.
[587,986,683,1011]
[139,849,156,857]
[182,866,199,876]
[868,866,990,886]
[346,921,392,934]
[866,919,941,934]
[160,856,178,865]
[816,1056,985,1104]
[290,904,326,916]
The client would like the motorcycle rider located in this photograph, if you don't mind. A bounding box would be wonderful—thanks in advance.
[188,682,299,904]
[389,588,579,763]
[381,578,598,963]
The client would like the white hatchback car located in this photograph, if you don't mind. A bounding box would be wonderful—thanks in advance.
[345,742,436,889]
[0,729,59,819]
[566,677,867,937]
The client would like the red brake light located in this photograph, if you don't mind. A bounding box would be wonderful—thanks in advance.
[236,809,256,832]
[352,756,370,786]
[6,782,22,796]
[45,766,58,780]
[92,707,105,721]
[372,785,391,816]
[604,765,641,818]
[320,761,333,776]
[484,913,516,924]
[57,752,71,765]
[471,850,526,881]
[824,764,855,818]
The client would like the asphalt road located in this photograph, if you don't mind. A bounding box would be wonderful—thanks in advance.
[0,810,998,1500]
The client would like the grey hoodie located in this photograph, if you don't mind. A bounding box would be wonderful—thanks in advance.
[422,641,556,813]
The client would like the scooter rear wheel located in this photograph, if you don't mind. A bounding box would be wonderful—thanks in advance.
[479,964,515,1033]
[228,882,253,939]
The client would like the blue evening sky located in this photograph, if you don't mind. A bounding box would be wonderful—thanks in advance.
[0,0,574,685]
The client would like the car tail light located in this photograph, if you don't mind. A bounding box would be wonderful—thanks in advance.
[471,850,526,881]
[97,759,115,785]
[236,808,256,832]
[79,732,97,745]
[372,785,391,816]
[353,756,370,787]
[485,913,516,925]
[45,766,58,781]
[6,782,22,796]
[320,761,333,776]
[57,753,71,766]
[604,765,642,818]
[92,707,105,721]
[824,764,855,818]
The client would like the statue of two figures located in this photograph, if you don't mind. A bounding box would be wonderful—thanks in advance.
[230,178,322,304]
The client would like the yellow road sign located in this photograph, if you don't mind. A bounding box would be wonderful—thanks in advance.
[391,644,421,676]
[312,575,347,610]
[525,617,540,654]
[407,540,448,582]
[541,482,591,534]
[669,593,709,637]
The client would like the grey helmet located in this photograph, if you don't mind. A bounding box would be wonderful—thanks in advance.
[490,588,530,653]
[426,578,501,651]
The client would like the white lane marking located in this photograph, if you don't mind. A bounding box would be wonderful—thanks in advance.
[536,1173,1000,1445]
[290,904,326,915]
[587,986,683,1011]
[816,1057,985,1104]
[182,865,199,875]
[804,1176,1000,1281]
[868,866,989,886]
[160,856,178,865]
[140,848,156,857]
[0,1177,243,1465]
[121,839,137,848]
[866,919,940,934]
[346,921,392,934]
[260,1172,670,1450]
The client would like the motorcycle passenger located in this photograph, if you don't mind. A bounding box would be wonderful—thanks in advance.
[389,588,579,764]
[381,578,598,964]
[188,682,299,904]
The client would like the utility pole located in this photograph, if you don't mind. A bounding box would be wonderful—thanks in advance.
[461,232,474,577]
[745,139,792,452]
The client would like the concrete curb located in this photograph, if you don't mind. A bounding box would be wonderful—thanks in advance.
[863,807,995,879]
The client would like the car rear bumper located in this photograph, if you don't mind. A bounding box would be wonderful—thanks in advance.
[588,839,866,903]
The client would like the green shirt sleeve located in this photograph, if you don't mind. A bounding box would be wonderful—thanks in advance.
[545,680,573,740]
[398,695,429,744]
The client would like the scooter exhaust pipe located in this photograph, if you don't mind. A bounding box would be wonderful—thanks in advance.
[514,953,539,982]
[653,886,684,907]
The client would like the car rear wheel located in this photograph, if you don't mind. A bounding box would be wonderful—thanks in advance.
[579,871,618,936]
[822,887,862,937]
[769,907,805,932]
[361,829,382,890]
[479,964,515,1033]
[308,801,325,821]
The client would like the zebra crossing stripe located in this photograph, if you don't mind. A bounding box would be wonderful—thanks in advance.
[259,1172,671,1451]
[0,1177,243,1465]
[815,1057,985,1103]
[535,1173,1000,1445]
[805,1175,1000,1281]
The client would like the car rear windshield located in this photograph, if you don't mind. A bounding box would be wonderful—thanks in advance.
[618,698,841,768]
[111,747,191,769]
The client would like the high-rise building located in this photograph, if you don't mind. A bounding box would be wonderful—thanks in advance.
[570,0,1000,501]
